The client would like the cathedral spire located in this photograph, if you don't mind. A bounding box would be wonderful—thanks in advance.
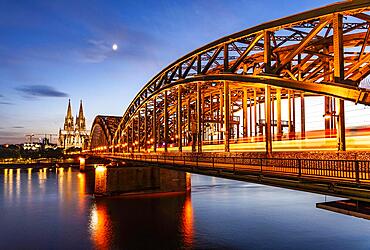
[66,99,73,118]
[78,100,84,119]
[64,99,74,131]
[76,100,86,131]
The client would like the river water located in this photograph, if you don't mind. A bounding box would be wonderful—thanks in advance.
[0,167,369,250]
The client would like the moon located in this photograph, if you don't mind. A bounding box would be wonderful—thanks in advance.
[112,43,118,51]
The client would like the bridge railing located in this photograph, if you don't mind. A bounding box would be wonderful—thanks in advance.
[108,153,370,184]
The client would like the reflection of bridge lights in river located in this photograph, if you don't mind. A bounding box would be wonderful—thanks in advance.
[182,194,194,248]
[27,168,32,201]
[89,202,112,249]
[16,168,20,200]
[77,172,86,214]
[8,169,13,200]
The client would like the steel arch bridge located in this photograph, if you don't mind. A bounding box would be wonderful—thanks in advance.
[91,0,370,154]
[90,116,121,152]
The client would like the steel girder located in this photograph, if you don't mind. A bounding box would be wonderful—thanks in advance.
[112,0,370,146]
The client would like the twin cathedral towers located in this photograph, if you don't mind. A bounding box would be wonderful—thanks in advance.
[58,99,89,149]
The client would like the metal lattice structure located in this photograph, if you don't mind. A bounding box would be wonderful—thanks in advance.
[91,1,370,154]
[90,116,121,151]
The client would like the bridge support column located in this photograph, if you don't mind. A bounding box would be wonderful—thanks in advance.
[288,90,292,139]
[324,97,331,138]
[153,97,157,153]
[138,111,141,153]
[131,120,135,153]
[253,89,257,139]
[144,104,148,152]
[187,98,191,148]
[264,30,272,148]
[337,99,346,151]
[243,87,248,139]
[224,81,230,152]
[249,90,253,138]
[258,96,262,136]
[202,92,205,142]
[292,91,296,139]
[333,13,346,151]
[219,88,224,141]
[265,85,272,155]
[210,93,213,141]
[123,129,127,153]
[178,86,183,152]
[276,88,282,141]
[272,94,275,137]
[300,93,305,139]
[164,91,169,152]
[197,82,202,152]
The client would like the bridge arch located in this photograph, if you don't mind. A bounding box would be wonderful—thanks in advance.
[92,1,370,154]
[89,116,121,152]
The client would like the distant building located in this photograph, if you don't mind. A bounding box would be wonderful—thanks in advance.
[58,99,89,149]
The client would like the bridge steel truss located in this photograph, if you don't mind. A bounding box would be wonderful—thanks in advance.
[99,1,370,154]
[90,116,121,152]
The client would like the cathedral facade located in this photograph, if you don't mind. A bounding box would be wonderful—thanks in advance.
[59,99,89,149]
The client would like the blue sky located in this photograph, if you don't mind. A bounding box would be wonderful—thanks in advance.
[0,0,335,143]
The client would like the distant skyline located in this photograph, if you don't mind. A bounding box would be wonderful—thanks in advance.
[0,0,339,143]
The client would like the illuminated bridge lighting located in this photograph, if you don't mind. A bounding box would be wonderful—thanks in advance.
[87,1,370,156]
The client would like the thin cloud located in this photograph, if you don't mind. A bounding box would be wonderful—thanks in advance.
[78,39,112,63]
[16,85,68,98]
[12,126,24,129]
[0,101,13,105]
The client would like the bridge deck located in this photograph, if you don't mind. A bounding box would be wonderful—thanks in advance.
[98,153,370,201]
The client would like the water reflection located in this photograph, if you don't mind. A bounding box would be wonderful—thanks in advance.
[27,168,32,202]
[8,169,13,200]
[89,192,193,249]
[182,194,194,248]
[77,172,86,214]
[89,202,112,249]
[16,168,20,200]
[58,167,64,198]
[3,169,8,198]
[0,167,370,250]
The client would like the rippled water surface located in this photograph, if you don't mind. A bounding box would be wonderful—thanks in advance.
[0,167,369,250]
